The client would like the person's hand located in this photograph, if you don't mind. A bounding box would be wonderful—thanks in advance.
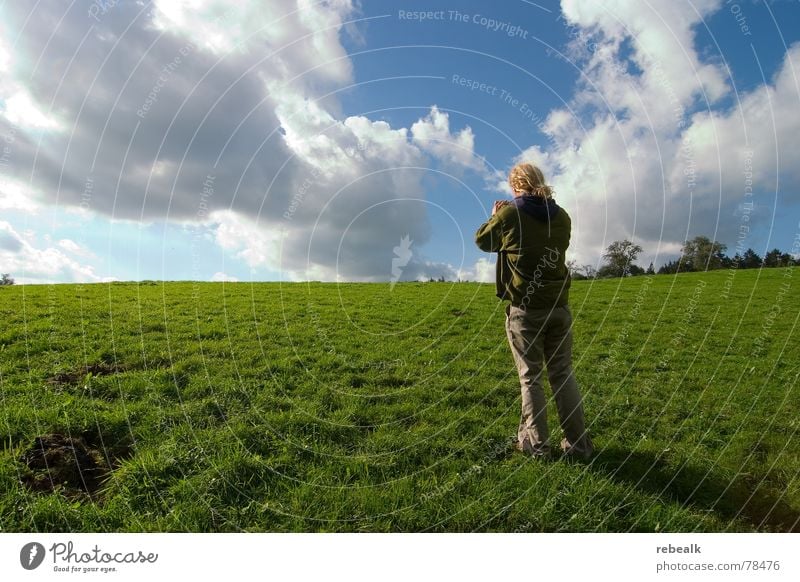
[492,200,510,216]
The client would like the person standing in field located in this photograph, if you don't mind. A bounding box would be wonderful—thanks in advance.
[475,163,594,461]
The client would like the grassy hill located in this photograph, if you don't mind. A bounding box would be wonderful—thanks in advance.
[1,267,798,532]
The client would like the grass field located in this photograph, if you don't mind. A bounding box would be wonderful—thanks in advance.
[1,267,798,532]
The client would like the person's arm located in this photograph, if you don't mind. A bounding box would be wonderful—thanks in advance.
[475,204,509,252]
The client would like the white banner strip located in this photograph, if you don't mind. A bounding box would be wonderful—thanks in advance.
[1,533,796,581]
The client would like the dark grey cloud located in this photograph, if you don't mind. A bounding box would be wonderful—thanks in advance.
[3,0,308,222]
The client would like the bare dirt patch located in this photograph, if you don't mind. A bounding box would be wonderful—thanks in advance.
[19,433,114,499]
[46,362,129,387]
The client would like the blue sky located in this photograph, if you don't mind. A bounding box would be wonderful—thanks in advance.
[1,0,799,283]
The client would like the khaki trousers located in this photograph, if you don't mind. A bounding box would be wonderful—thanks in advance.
[505,303,593,458]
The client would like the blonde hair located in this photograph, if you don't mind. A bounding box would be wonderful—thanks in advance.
[508,162,553,199]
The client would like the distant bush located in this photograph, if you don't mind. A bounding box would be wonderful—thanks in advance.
[1,273,14,286]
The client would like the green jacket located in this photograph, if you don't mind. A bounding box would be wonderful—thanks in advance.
[474,197,571,309]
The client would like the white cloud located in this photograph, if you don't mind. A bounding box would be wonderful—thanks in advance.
[251,95,489,281]
[0,180,40,212]
[411,106,483,172]
[561,0,727,118]
[0,221,105,283]
[268,83,421,177]
[676,43,800,205]
[150,0,354,84]
[458,257,495,283]
[2,90,60,129]
[212,209,287,270]
[211,271,239,282]
[57,239,81,253]
[506,0,800,267]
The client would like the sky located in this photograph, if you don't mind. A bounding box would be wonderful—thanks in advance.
[1,0,799,284]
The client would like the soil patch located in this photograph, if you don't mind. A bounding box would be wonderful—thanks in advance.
[19,433,112,499]
[46,362,128,387]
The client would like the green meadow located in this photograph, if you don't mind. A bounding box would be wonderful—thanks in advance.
[0,267,798,532]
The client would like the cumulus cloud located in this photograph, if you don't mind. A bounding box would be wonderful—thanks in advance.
[677,44,800,210]
[267,100,489,281]
[0,0,488,282]
[411,106,483,172]
[507,0,800,267]
[0,221,105,283]
[561,0,727,114]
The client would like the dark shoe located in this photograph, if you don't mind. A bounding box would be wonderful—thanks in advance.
[560,436,594,463]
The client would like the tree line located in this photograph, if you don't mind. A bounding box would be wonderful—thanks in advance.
[3,236,794,286]
[570,236,796,280]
